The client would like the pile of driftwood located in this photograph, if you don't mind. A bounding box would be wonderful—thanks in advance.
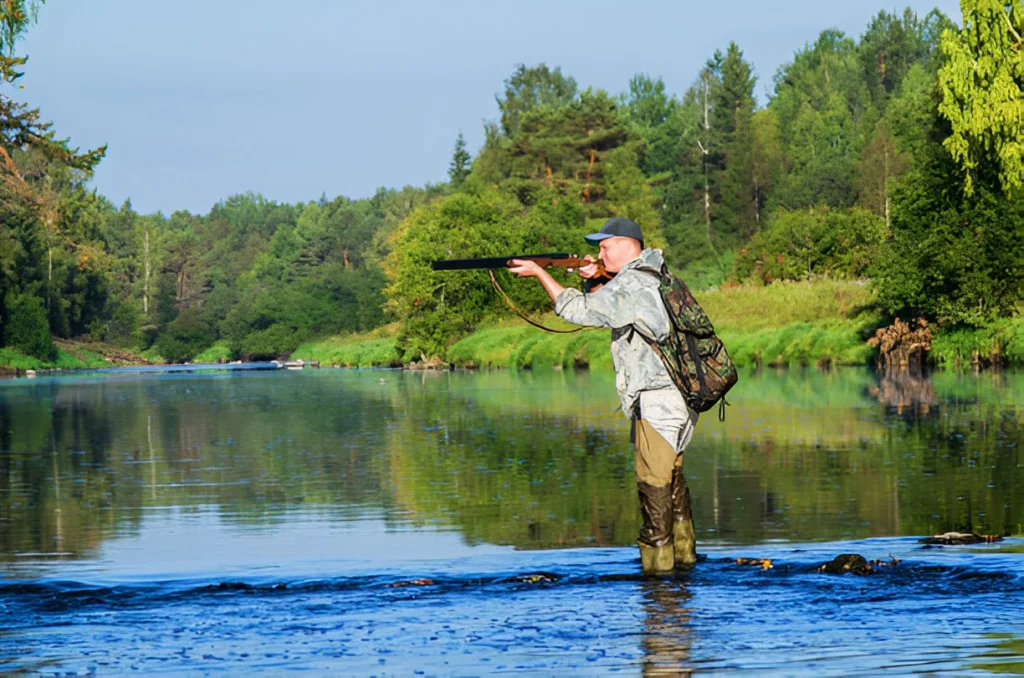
[868,318,932,371]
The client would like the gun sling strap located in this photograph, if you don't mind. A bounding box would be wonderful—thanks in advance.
[488,270,584,334]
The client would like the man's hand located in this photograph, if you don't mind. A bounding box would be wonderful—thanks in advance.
[505,259,565,303]
[507,259,544,278]
[578,254,600,279]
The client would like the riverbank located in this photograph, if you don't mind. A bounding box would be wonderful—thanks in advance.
[5,280,1021,374]
[293,280,884,370]
[0,340,151,376]
[292,280,1024,370]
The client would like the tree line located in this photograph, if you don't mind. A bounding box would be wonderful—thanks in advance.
[1,1,1021,365]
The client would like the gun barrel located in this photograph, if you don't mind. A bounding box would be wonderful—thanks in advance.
[431,252,571,271]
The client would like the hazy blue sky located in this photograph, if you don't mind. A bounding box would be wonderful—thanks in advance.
[19,0,960,215]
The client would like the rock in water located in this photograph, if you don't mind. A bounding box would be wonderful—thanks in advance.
[817,554,873,575]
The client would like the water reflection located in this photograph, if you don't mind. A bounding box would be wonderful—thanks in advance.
[640,580,694,676]
[0,367,1021,569]
[0,368,1022,675]
[869,367,935,415]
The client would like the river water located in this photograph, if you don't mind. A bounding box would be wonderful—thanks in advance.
[1,367,1021,675]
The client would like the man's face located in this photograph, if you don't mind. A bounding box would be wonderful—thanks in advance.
[598,236,642,273]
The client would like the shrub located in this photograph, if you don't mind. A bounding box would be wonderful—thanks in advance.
[103,300,142,347]
[193,342,235,364]
[735,206,886,283]
[155,310,215,363]
[384,188,589,361]
[240,324,298,360]
[3,293,55,361]
[871,141,1024,327]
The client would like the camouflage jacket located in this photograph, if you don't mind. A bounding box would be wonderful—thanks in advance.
[554,249,678,419]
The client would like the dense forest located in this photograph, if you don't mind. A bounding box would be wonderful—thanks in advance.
[1,1,1021,366]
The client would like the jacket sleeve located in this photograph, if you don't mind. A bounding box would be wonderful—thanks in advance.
[554,272,669,340]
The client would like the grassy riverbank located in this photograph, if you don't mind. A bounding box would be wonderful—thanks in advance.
[291,324,404,368]
[445,280,879,369]
[5,280,1020,373]
[929,317,1024,370]
[291,280,1024,371]
[0,347,106,372]
[0,341,151,373]
[292,280,884,370]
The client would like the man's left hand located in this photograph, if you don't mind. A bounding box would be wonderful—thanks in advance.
[507,259,544,278]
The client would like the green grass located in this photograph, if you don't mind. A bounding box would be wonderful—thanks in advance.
[292,324,402,368]
[193,342,234,364]
[930,316,1024,369]
[282,279,881,371]
[0,346,108,371]
[720,321,876,368]
[700,278,877,332]
[447,320,614,370]
[446,320,873,371]
[293,337,399,368]
[445,279,879,370]
[138,347,165,364]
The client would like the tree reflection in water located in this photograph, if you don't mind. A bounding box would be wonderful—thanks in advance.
[0,367,1020,566]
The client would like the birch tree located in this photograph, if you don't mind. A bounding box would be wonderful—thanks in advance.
[938,0,1024,195]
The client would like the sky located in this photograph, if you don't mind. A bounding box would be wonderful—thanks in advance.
[18,0,961,215]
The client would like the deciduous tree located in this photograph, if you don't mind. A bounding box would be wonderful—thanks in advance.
[938,0,1024,195]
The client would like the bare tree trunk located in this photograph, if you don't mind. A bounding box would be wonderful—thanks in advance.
[883,145,891,230]
[703,74,710,232]
[143,228,150,314]
[698,71,721,268]
[753,179,761,231]
[46,213,53,314]
[176,267,185,302]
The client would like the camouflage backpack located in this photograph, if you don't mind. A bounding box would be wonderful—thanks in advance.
[634,266,738,420]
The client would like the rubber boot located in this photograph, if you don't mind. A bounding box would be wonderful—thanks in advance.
[671,461,698,568]
[638,542,675,574]
[637,482,674,574]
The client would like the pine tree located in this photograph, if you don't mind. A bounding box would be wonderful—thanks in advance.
[713,43,758,243]
[1,0,105,209]
[448,132,471,187]
[497,64,577,137]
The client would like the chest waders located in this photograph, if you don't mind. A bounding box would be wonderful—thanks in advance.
[632,410,697,573]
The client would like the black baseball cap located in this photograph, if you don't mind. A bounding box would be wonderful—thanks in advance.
[584,217,644,248]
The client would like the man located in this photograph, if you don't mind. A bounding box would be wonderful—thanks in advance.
[508,217,698,574]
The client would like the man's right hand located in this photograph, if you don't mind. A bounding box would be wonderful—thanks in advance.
[578,254,600,279]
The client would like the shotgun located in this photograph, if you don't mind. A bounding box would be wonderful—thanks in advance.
[431,252,612,332]
[431,252,612,284]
